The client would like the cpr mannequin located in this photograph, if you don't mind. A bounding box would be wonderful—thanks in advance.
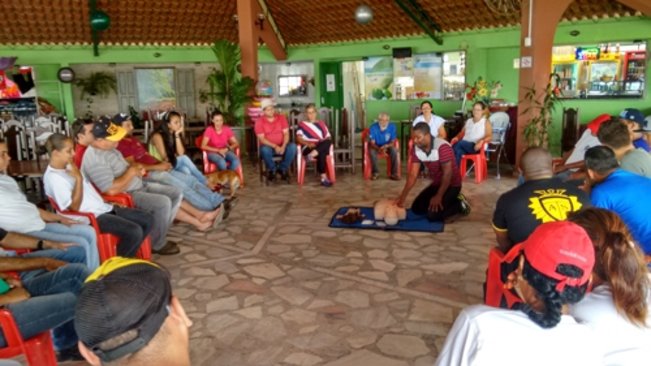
[374,199,406,225]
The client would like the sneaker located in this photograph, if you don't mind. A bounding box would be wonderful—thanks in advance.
[389,175,400,181]
[321,178,333,187]
[222,202,231,220]
[371,173,379,180]
[153,241,180,255]
[280,170,290,183]
[56,347,84,362]
[266,170,276,183]
[458,193,471,216]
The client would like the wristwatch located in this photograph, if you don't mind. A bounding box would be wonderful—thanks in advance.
[36,240,44,250]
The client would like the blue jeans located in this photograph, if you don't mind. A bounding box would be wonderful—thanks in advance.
[174,155,208,185]
[27,223,99,270]
[453,140,478,167]
[1,249,91,351]
[131,182,182,250]
[146,171,224,212]
[260,143,297,174]
[207,151,240,171]
[369,145,398,176]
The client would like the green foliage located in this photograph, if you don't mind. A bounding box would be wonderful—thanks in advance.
[200,40,255,126]
[75,71,117,118]
[522,74,563,147]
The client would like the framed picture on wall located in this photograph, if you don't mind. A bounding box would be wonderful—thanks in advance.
[135,68,177,111]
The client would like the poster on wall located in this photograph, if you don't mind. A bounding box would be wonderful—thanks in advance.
[135,68,177,111]
[364,57,394,100]
[0,67,36,99]
[413,53,442,99]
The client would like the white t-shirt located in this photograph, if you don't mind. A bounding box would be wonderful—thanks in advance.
[413,114,446,137]
[435,304,603,366]
[565,129,601,166]
[0,174,45,233]
[571,284,651,366]
[462,117,487,143]
[44,166,113,218]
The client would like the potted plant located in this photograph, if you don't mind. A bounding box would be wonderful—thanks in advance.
[199,40,255,126]
[522,73,563,147]
[75,71,117,118]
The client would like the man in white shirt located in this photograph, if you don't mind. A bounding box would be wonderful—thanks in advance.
[44,133,154,258]
[436,221,602,366]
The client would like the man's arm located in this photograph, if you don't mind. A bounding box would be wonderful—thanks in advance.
[68,162,84,211]
[493,229,512,253]
[0,256,65,273]
[281,129,290,150]
[396,162,421,207]
[429,161,452,211]
[0,231,73,251]
[104,165,143,195]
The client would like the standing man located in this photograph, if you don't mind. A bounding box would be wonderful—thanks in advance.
[255,99,297,183]
[367,112,399,180]
[396,122,470,222]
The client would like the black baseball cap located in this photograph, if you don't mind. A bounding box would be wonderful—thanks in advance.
[75,258,172,363]
[112,113,131,125]
[92,116,127,142]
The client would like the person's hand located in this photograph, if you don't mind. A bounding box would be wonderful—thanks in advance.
[474,142,483,151]
[428,195,443,212]
[128,165,146,177]
[68,159,82,180]
[394,197,405,208]
[161,162,173,171]
[553,164,566,174]
[7,287,30,302]
[6,277,22,289]
[44,258,67,271]
[58,216,81,226]
[218,148,229,156]
[274,145,284,155]
[43,240,77,251]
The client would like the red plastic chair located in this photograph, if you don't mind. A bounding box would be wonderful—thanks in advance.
[361,128,401,180]
[452,133,488,184]
[296,143,336,185]
[0,308,57,366]
[484,244,523,309]
[48,195,152,262]
[195,136,244,187]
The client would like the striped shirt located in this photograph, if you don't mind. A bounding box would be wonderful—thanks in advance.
[82,146,143,193]
[411,136,462,187]
[296,121,330,143]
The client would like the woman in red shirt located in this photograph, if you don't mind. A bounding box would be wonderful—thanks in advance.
[200,111,241,171]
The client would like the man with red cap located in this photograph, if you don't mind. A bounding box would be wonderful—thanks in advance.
[436,221,601,365]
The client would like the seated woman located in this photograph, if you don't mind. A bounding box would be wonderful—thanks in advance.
[296,103,333,187]
[452,101,493,165]
[200,110,241,172]
[569,208,651,365]
[149,111,211,186]
[435,221,601,365]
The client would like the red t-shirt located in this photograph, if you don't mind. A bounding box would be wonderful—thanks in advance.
[203,125,234,149]
[410,137,462,187]
[73,144,87,168]
[117,137,159,165]
[254,114,289,146]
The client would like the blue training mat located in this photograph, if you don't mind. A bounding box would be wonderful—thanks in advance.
[329,207,444,233]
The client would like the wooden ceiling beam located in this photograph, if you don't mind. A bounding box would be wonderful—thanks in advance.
[616,0,651,16]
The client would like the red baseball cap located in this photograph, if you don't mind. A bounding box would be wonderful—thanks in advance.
[586,114,612,135]
[521,221,594,293]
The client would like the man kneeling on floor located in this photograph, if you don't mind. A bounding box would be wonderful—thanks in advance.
[76,257,192,366]
[395,122,470,222]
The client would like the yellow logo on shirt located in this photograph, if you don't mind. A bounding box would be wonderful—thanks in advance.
[528,189,583,223]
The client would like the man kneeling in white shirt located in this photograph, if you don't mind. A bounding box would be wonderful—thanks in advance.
[44,133,154,258]
[435,221,602,366]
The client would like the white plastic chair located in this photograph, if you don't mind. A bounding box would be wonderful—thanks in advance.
[487,111,510,179]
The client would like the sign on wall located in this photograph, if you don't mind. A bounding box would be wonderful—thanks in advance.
[364,57,394,100]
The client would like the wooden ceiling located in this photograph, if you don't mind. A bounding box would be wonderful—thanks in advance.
[0,0,640,46]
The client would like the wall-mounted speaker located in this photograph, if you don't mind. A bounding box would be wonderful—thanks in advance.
[392,47,412,59]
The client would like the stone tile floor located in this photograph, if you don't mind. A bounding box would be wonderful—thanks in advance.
[60,162,516,366]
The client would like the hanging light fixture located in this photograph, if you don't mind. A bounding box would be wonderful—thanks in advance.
[355,4,373,25]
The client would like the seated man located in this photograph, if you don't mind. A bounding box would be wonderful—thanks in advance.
[44,133,154,258]
[81,119,180,255]
[598,117,651,178]
[585,145,651,255]
[553,113,610,181]
[395,122,470,222]
[71,118,95,168]
[113,114,226,226]
[493,147,590,253]
[255,99,297,183]
[0,228,91,362]
[0,139,100,269]
[76,257,192,366]
[620,108,651,152]
[367,112,399,180]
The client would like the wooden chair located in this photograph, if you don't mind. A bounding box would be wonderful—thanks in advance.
[361,128,401,180]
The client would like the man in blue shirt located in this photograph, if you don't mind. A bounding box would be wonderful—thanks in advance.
[368,112,399,180]
[585,145,651,255]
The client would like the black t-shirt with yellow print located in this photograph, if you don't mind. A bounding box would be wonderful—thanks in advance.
[492,178,590,248]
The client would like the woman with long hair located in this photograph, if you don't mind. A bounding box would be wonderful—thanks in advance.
[412,100,447,139]
[451,101,492,165]
[149,111,209,186]
[569,208,650,364]
[435,221,601,365]
[200,110,241,172]
[296,103,333,187]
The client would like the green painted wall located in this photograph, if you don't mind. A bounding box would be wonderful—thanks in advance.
[2,16,650,153]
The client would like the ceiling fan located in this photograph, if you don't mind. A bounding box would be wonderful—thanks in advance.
[484,0,521,14]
